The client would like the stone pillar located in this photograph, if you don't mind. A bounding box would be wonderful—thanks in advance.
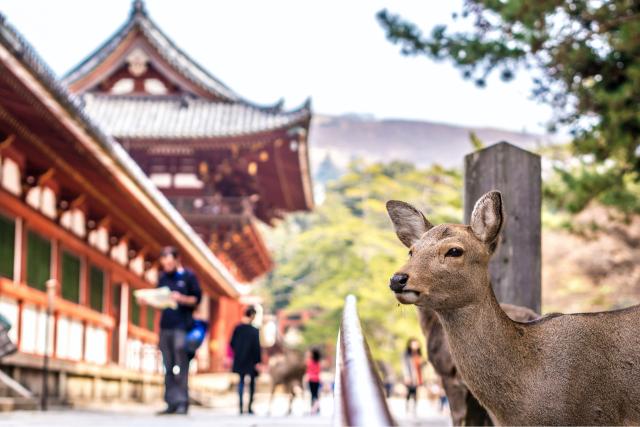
[92,375,102,401]
[464,141,541,313]
[141,380,152,403]
[119,378,130,401]
[58,371,67,403]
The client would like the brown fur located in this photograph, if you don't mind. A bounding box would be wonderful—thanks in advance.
[421,303,538,426]
[267,349,306,415]
[387,192,640,426]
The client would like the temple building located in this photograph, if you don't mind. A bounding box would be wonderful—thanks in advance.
[64,0,313,283]
[0,0,312,407]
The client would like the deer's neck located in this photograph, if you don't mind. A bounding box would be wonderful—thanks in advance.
[431,279,527,417]
[417,305,438,338]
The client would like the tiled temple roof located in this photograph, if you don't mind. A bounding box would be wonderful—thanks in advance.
[83,94,311,139]
[63,0,286,111]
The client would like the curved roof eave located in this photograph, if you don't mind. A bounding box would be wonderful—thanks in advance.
[62,1,294,113]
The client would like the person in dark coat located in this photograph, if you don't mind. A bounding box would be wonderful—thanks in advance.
[230,306,261,415]
[155,246,201,415]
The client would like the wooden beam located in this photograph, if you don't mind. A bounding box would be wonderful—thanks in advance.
[0,277,115,329]
[0,133,15,149]
[464,142,541,313]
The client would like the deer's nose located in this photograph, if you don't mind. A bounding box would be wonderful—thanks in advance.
[389,273,409,293]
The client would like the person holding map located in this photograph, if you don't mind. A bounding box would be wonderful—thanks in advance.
[154,246,202,415]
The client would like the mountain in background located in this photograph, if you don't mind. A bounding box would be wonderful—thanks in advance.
[308,114,555,172]
[302,114,637,314]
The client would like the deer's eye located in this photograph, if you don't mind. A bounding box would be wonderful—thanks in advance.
[408,249,413,257]
[445,247,463,258]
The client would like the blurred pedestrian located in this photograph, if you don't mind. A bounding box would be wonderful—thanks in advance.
[306,347,322,415]
[376,359,395,398]
[403,337,425,416]
[156,246,201,415]
[230,306,261,415]
[439,383,449,413]
[429,381,448,413]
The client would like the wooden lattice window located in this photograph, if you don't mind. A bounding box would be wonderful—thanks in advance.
[146,307,155,331]
[0,214,15,279]
[130,291,140,326]
[61,250,81,303]
[26,231,51,291]
[89,266,104,312]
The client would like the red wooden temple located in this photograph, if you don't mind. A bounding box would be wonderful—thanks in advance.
[64,0,313,283]
[0,0,312,406]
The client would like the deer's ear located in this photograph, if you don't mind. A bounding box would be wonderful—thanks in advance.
[386,200,433,248]
[470,191,504,248]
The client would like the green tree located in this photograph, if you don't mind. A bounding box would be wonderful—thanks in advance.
[262,161,462,365]
[314,153,342,186]
[378,1,640,213]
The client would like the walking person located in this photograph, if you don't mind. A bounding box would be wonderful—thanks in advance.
[230,306,261,415]
[438,382,449,413]
[376,360,395,398]
[403,337,425,416]
[155,246,201,415]
[306,347,322,415]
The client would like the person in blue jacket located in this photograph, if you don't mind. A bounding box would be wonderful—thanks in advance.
[156,246,201,415]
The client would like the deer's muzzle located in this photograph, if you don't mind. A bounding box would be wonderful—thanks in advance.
[389,273,409,293]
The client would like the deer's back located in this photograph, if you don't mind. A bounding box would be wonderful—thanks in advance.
[269,350,306,386]
[517,305,640,425]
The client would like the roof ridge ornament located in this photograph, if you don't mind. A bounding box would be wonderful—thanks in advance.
[131,0,148,17]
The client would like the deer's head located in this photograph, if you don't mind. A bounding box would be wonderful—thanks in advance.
[386,191,504,311]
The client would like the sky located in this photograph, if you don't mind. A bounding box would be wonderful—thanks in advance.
[0,0,553,134]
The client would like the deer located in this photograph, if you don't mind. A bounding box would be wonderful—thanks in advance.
[266,347,306,415]
[386,190,640,426]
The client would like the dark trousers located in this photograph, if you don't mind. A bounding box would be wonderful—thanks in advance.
[159,329,189,407]
[309,381,320,404]
[406,385,417,401]
[237,373,256,413]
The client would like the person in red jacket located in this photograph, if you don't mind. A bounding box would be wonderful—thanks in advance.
[403,337,426,416]
[306,347,322,415]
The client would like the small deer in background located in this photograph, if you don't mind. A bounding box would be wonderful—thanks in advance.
[266,348,306,415]
[386,191,640,426]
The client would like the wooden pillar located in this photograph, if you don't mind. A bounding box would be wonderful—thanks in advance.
[13,217,23,284]
[13,217,24,351]
[210,296,228,372]
[195,294,210,371]
[118,283,129,366]
[51,239,59,284]
[464,141,541,313]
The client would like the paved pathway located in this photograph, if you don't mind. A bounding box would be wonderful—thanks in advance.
[0,394,450,426]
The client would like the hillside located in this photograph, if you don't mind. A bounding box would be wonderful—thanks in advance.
[543,206,640,313]
[304,114,639,315]
[308,114,553,170]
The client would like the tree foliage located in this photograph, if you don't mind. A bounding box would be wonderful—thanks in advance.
[378,1,640,213]
[262,161,462,365]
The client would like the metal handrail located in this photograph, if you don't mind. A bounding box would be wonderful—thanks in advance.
[334,295,396,426]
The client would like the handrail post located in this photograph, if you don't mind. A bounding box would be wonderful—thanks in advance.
[42,279,57,411]
[334,295,396,426]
